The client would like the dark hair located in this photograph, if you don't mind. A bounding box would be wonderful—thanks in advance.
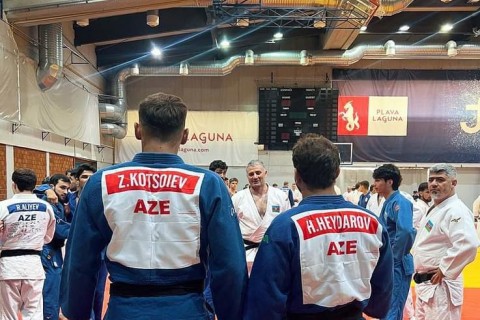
[138,92,188,141]
[359,180,369,189]
[372,164,402,190]
[229,177,238,184]
[66,168,78,176]
[292,134,340,189]
[209,160,228,171]
[41,176,51,184]
[75,164,97,179]
[12,169,37,192]
[49,174,71,187]
[418,182,428,192]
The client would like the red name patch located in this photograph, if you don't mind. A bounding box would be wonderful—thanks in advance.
[105,169,200,195]
[296,211,378,240]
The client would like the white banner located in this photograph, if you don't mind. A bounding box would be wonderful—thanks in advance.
[116,111,259,166]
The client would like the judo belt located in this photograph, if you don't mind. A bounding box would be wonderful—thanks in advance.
[110,280,204,298]
[413,272,435,284]
[0,249,41,258]
[243,239,260,251]
[287,306,363,320]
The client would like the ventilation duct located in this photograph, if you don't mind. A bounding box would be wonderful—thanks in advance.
[102,42,480,138]
[37,23,63,91]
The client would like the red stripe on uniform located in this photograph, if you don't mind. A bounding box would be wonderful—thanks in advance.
[105,169,200,195]
[296,211,379,240]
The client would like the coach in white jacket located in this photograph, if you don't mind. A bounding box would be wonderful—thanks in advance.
[412,163,479,320]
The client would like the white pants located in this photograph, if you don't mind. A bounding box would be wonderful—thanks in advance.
[0,279,44,320]
[403,289,415,318]
[415,282,461,320]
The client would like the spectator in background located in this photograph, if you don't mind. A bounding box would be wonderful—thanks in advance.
[280,181,295,207]
[232,160,290,273]
[373,164,416,320]
[209,160,228,184]
[41,174,71,320]
[413,163,479,320]
[414,182,432,229]
[245,134,393,319]
[0,169,56,320]
[472,194,480,221]
[366,184,384,217]
[228,178,238,196]
[357,180,371,208]
[291,183,302,207]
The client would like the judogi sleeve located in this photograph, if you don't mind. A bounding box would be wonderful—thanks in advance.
[44,204,56,244]
[440,208,479,279]
[204,175,248,320]
[364,221,394,318]
[392,199,416,261]
[245,217,292,320]
[60,174,110,320]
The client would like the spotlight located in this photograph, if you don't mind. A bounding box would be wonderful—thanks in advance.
[151,47,162,58]
[147,10,159,27]
[384,40,396,56]
[76,19,89,27]
[245,50,254,65]
[273,32,283,40]
[219,39,230,49]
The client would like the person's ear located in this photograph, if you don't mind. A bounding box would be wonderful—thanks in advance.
[181,128,189,145]
[134,122,141,140]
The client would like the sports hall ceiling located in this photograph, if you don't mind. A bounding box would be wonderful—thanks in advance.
[3,0,480,73]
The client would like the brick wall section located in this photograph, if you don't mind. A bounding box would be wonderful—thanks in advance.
[14,147,47,185]
[50,153,74,176]
[0,144,6,200]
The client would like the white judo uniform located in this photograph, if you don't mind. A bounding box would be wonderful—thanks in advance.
[232,186,290,271]
[412,194,479,320]
[366,194,385,217]
[414,199,431,230]
[0,194,55,320]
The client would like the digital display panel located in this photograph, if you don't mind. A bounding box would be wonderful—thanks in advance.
[258,87,339,150]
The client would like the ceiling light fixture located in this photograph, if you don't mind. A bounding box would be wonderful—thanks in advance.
[273,32,283,40]
[313,19,326,29]
[300,50,309,66]
[446,40,458,57]
[179,62,189,75]
[384,40,396,56]
[360,26,367,32]
[440,23,453,33]
[219,39,230,49]
[399,25,410,32]
[236,18,249,27]
[147,10,159,27]
[131,64,139,75]
[245,50,254,65]
[76,19,89,27]
[151,47,162,58]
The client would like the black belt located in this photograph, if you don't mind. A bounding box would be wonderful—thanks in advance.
[287,307,363,320]
[110,280,204,298]
[413,272,435,284]
[243,239,260,251]
[0,249,41,258]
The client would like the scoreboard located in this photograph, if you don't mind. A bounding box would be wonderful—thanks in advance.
[258,87,339,150]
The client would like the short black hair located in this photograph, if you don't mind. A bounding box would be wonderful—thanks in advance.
[75,164,97,179]
[12,169,37,192]
[359,180,369,189]
[372,164,402,190]
[138,92,188,141]
[49,174,71,187]
[418,182,428,192]
[292,134,340,189]
[209,160,228,172]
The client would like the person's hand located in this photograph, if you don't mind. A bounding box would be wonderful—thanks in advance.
[45,189,58,204]
[430,268,445,285]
